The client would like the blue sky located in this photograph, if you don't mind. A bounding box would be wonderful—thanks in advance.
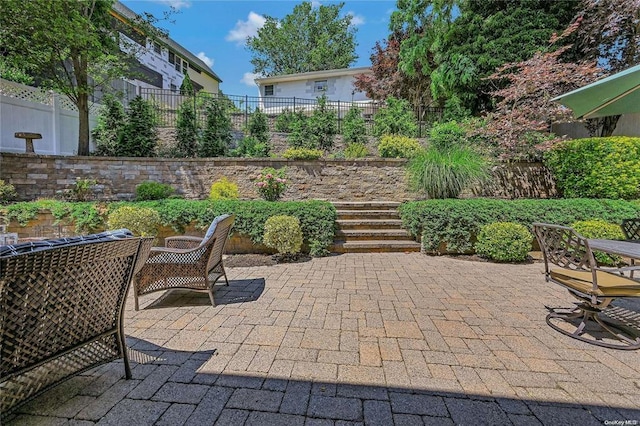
[121,0,397,96]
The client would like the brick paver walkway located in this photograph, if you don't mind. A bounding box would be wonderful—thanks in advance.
[6,253,640,425]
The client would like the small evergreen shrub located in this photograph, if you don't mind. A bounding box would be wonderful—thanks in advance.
[544,136,640,200]
[247,108,269,144]
[475,222,533,262]
[0,180,18,204]
[372,97,418,137]
[199,97,232,157]
[378,135,423,158]
[210,177,239,200]
[255,167,288,201]
[135,181,175,201]
[344,143,369,159]
[572,219,626,266]
[107,206,160,237]
[306,95,337,150]
[92,95,126,157]
[70,178,97,202]
[119,96,158,157]
[428,121,468,151]
[287,111,311,148]
[175,98,198,158]
[275,108,297,133]
[263,215,303,255]
[342,105,367,145]
[282,147,323,160]
[232,136,270,157]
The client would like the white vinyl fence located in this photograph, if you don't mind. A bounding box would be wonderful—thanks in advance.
[0,79,100,156]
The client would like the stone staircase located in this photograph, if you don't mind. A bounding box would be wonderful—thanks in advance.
[331,201,421,253]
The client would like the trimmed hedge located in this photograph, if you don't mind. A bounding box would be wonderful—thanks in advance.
[399,198,640,254]
[2,199,337,257]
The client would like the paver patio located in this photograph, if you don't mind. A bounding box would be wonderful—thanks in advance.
[6,253,640,425]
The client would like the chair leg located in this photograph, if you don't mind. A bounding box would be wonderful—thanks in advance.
[546,304,640,350]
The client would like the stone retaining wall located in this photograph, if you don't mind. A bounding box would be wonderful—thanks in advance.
[0,152,556,202]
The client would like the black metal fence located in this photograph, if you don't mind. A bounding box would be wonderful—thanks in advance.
[139,88,443,137]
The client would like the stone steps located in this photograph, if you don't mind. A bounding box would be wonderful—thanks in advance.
[331,202,420,253]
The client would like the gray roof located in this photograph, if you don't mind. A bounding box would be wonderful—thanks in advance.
[113,1,221,82]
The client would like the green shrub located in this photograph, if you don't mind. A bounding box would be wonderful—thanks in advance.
[175,97,199,158]
[275,108,297,132]
[0,180,18,204]
[120,96,158,157]
[255,167,288,201]
[282,147,323,160]
[232,136,270,157]
[372,97,418,137]
[378,135,423,158]
[306,95,337,150]
[406,147,490,198]
[544,136,640,200]
[60,178,97,202]
[2,199,106,233]
[342,105,367,144]
[210,177,239,200]
[135,181,175,201]
[475,222,533,262]
[247,107,269,144]
[344,143,369,159]
[92,95,126,157]
[263,215,304,254]
[572,219,626,266]
[428,121,468,151]
[107,206,160,237]
[399,198,640,255]
[287,111,311,148]
[199,97,232,157]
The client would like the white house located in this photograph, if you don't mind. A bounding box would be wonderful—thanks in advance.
[254,67,373,113]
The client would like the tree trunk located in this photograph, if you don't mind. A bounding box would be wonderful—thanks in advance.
[77,93,90,156]
[599,115,621,137]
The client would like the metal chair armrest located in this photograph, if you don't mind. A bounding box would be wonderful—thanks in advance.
[165,236,204,249]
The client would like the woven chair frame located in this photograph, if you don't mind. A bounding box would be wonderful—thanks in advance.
[0,237,153,418]
[532,223,640,350]
[621,218,640,241]
[133,215,234,309]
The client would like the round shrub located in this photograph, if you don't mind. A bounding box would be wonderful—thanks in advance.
[344,143,369,159]
[428,121,467,152]
[378,135,423,158]
[135,181,175,201]
[475,222,532,262]
[0,179,18,204]
[210,177,239,200]
[282,147,323,160]
[263,215,303,255]
[107,206,160,237]
[572,219,626,266]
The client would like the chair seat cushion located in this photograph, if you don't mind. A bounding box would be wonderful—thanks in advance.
[550,268,640,297]
[0,229,134,257]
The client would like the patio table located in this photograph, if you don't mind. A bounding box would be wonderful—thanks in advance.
[588,239,640,260]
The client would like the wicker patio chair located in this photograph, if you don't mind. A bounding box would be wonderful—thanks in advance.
[133,214,235,310]
[532,223,640,350]
[0,234,153,418]
[621,218,640,242]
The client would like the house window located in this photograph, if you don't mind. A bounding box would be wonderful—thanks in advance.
[175,58,182,73]
[314,80,327,92]
[264,85,274,96]
[170,84,177,92]
[168,51,175,64]
[182,60,188,74]
[153,42,161,54]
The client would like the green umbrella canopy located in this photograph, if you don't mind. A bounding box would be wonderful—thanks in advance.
[551,64,640,119]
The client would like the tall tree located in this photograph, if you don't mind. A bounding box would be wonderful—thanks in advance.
[0,0,163,155]
[247,2,357,76]
[353,31,434,109]
[390,0,578,115]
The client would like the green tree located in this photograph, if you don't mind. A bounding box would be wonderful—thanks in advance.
[199,98,232,157]
[307,95,337,150]
[0,0,165,155]
[390,0,578,114]
[175,98,198,158]
[120,96,158,157]
[342,105,367,145]
[92,94,127,156]
[247,1,357,76]
[247,108,269,144]
[372,97,418,137]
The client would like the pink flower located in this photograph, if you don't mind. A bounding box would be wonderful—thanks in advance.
[266,174,273,179]
[256,182,265,187]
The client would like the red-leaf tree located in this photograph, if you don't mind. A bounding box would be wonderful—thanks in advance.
[353,32,434,109]
[480,22,602,161]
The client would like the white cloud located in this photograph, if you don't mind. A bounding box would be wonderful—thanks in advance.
[196,52,214,68]
[153,0,191,10]
[226,12,266,45]
[241,72,260,87]
[311,0,322,7]
[347,12,365,26]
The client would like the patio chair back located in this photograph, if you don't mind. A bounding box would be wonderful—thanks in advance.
[0,236,153,417]
[532,222,597,278]
[621,218,640,241]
